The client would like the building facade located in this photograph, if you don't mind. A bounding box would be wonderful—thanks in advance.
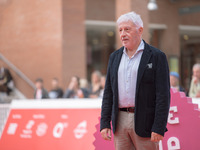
[0,0,200,97]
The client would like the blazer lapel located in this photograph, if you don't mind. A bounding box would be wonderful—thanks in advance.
[114,47,124,76]
[113,47,123,98]
[136,42,152,91]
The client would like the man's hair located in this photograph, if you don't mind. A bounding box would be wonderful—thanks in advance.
[35,78,43,83]
[72,76,80,87]
[92,70,102,79]
[193,63,200,70]
[52,77,58,82]
[117,11,143,28]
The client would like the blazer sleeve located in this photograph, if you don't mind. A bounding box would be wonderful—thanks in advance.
[151,52,171,136]
[100,54,114,131]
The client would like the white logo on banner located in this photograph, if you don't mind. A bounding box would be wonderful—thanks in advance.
[7,123,18,135]
[73,120,87,139]
[12,114,22,119]
[25,120,35,130]
[167,137,181,150]
[53,122,68,138]
[36,123,48,137]
[168,106,179,124]
[61,114,68,119]
[20,120,35,138]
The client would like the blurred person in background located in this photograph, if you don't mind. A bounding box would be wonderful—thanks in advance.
[79,78,90,98]
[89,70,102,98]
[63,76,86,98]
[80,78,89,89]
[34,78,49,99]
[99,75,106,98]
[0,67,14,95]
[170,72,185,93]
[0,67,15,102]
[189,63,200,98]
[48,78,63,99]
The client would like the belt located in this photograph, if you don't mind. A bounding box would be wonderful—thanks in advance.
[119,107,135,113]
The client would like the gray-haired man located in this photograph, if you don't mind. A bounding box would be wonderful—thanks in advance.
[100,11,170,150]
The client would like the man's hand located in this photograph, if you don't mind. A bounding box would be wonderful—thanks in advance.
[193,76,199,84]
[196,91,200,98]
[151,132,163,142]
[101,128,111,141]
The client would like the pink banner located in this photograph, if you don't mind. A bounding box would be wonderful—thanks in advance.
[160,89,200,150]
[0,89,200,150]
[0,108,100,150]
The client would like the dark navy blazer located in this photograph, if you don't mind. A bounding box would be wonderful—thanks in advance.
[100,40,170,137]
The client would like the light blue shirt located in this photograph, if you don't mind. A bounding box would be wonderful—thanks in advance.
[118,40,144,108]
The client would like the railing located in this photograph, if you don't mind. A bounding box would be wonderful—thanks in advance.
[0,53,35,89]
[0,104,10,139]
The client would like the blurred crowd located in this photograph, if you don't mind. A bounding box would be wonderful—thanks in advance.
[1,63,200,102]
[34,70,106,100]
[170,63,200,98]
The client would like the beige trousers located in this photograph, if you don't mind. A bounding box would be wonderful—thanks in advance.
[114,111,159,150]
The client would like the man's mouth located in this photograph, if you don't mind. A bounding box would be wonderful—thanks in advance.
[122,39,128,41]
[122,37,128,41]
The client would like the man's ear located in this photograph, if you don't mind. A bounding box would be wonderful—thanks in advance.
[139,27,143,34]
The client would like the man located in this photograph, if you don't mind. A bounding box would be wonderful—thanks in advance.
[63,76,85,98]
[189,63,200,97]
[49,78,63,99]
[34,78,49,99]
[89,70,102,98]
[100,12,170,150]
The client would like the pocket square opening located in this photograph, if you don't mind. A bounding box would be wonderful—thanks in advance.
[147,63,153,68]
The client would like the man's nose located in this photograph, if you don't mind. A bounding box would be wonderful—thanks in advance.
[120,30,126,37]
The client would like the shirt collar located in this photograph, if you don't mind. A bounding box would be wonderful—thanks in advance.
[123,40,144,57]
[137,40,144,52]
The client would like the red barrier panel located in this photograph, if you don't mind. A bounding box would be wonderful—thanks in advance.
[0,90,200,150]
[0,100,102,150]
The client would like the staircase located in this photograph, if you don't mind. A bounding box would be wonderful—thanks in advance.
[0,53,35,100]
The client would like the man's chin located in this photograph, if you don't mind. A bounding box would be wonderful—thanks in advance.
[122,43,128,47]
[122,43,130,49]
